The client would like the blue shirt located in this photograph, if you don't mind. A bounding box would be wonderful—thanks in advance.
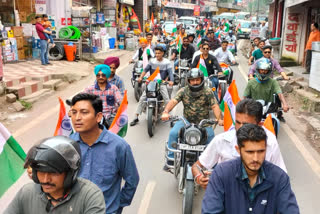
[70,128,139,214]
[109,75,125,96]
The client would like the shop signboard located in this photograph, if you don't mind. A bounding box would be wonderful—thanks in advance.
[194,5,200,16]
[35,0,46,14]
[119,0,134,6]
[250,27,260,40]
[143,0,148,20]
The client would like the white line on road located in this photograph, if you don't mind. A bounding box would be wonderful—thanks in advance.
[137,181,156,214]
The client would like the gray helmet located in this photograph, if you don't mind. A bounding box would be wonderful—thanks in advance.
[30,136,81,190]
[187,68,205,97]
[255,58,272,82]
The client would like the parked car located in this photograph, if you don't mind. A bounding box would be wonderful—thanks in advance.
[236,20,252,39]
[217,12,236,23]
[162,21,184,34]
[235,12,250,21]
[178,17,198,26]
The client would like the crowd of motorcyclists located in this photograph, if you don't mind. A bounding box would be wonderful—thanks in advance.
[5,19,300,214]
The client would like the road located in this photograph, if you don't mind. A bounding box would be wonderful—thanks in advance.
[1,48,320,214]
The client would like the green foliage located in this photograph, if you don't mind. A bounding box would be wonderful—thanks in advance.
[279,56,298,67]
[18,100,32,110]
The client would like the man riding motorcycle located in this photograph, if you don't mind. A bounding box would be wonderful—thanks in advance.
[130,46,174,126]
[104,56,125,96]
[225,29,237,55]
[213,40,236,64]
[171,36,195,71]
[129,37,154,64]
[84,64,122,126]
[243,58,289,121]
[161,68,223,170]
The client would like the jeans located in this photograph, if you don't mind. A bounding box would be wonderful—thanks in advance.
[210,76,219,101]
[44,27,54,44]
[40,39,49,65]
[305,50,312,73]
[167,119,215,158]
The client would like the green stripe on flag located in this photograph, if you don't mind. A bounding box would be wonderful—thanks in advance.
[199,63,208,77]
[118,124,128,138]
[0,137,26,197]
[220,101,225,112]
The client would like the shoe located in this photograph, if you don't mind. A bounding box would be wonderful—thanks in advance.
[278,115,286,123]
[130,118,139,126]
[46,63,53,65]
[41,64,48,66]
[302,71,310,74]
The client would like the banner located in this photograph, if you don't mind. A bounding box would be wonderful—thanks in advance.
[194,5,200,16]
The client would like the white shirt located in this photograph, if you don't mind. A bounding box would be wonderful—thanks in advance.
[132,48,155,61]
[192,50,215,63]
[199,127,287,172]
[213,47,235,64]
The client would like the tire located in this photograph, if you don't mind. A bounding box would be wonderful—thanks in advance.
[147,107,154,137]
[134,82,141,102]
[272,118,279,138]
[218,82,227,103]
[49,43,64,60]
[182,180,194,214]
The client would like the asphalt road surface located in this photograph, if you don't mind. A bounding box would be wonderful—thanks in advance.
[1,51,320,214]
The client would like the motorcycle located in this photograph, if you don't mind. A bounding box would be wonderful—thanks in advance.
[257,95,282,137]
[145,80,168,137]
[165,116,217,214]
[174,59,191,88]
[131,60,145,102]
[101,113,116,130]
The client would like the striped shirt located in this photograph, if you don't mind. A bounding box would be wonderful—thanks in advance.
[109,75,125,96]
[144,58,174,81]
[84,82,123,118]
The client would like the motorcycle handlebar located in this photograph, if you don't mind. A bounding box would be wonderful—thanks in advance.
[168,116,218,127]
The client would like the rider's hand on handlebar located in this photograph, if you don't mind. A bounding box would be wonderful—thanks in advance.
[168,81,174,86]
[283,104,289,112]
[161,112,170,121]
[218,119,224,126]
[138,77,143,83]
[197,171,212,189]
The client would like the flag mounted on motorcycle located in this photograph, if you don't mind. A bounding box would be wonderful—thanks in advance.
[147,66,161,82]
[54,97,73,137]
[109,90,128,137]
[219,80,240,131]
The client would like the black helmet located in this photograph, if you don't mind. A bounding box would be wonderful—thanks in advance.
[30,136,81,190]
[187,68,205,97]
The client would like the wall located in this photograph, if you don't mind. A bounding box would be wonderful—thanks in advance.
[46,0,72,33]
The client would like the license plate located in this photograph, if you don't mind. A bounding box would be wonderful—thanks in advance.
[178,144,205,151]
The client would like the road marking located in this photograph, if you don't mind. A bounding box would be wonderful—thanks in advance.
[282,124,320,179]
[237,41,320,179]
[137,181,156,214]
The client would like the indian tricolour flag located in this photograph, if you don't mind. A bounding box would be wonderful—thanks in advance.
[197,55,208,77]
[147,66,161,81]
[109,90,128,137]
[176,36,182,54]
[219,80,240,131]
[196,34,202,48]
[54,97,73,136]
[0,122,26,197]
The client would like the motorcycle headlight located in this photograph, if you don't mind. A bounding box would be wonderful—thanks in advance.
[184,128,202,145]
[146,91,157,98]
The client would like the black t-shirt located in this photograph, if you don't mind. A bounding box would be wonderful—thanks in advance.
[191,54,222,76]
[173,44,195,60]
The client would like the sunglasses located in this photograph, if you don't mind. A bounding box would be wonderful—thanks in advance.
[96,74,106,78]
[203,48,209,50]
[264,51,271,54]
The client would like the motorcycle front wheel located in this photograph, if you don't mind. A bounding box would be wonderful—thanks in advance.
[218,82,227,103]
[147,107,155,137]
[182,180,194,214]
[134,82,141,102]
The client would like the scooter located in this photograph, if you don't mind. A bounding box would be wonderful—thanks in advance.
[165,116,217,214]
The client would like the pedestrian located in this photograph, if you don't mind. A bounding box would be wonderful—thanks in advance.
[5,136,106,214]
[69,93,139,214]
[192,99,287,189]
[104,57,125,96]
[84,64,122,126]
[35,15,52,66]
[202,124,300,214]
[304,22,320,74]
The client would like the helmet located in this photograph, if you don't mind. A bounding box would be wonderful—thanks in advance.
[30,136,81,190]
[187,68,204,97]
[255,58,272,82]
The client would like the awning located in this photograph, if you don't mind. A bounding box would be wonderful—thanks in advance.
[286,0,310,8]
[119,0,134,6]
